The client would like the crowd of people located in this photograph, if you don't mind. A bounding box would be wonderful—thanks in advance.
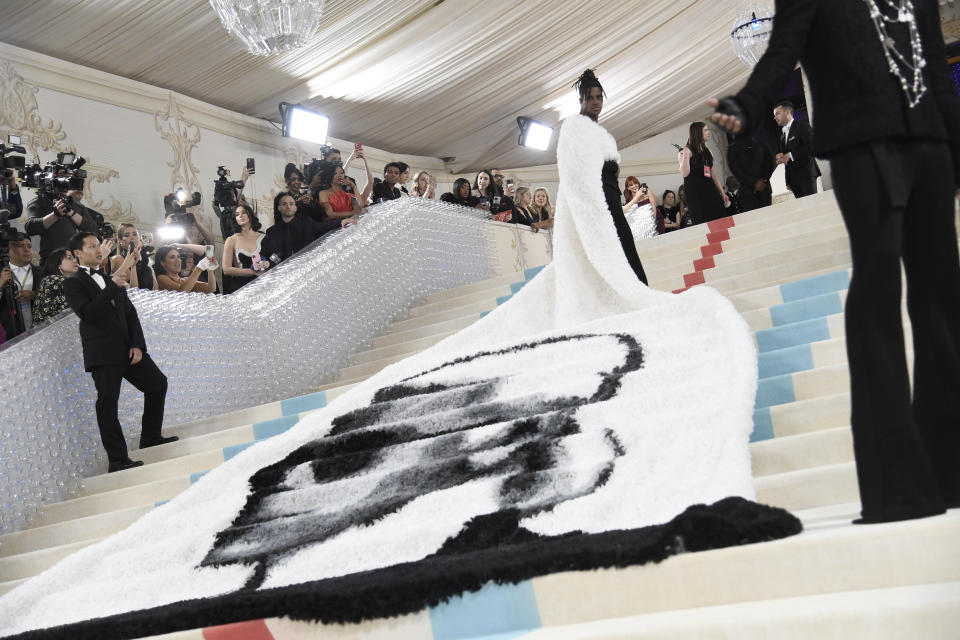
[0,106,812,345]
[0,143,562,345]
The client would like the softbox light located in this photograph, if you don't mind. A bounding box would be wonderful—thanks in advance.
[516,117,554,151]
[280,102,330,145]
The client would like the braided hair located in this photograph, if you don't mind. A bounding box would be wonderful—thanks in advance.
[573,68,606,102]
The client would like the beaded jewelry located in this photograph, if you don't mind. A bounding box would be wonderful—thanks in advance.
[863,0,928,108]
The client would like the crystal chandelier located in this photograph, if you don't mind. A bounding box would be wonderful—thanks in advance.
[730,1,775,68]
[208,0,326,56]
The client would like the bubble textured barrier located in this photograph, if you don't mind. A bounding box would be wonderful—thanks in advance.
[0,199,500,534]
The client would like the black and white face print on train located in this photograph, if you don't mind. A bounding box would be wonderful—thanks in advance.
[202,333,644,589]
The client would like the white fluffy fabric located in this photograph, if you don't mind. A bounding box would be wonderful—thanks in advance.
[625,201,659,241]
[0,114,756,637]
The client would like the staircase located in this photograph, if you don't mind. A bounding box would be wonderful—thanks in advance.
[1,191,958,639]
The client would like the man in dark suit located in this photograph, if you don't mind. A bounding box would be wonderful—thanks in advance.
[710,0,960,524]
[773,101,819,198]
[727,133,776,211]
[0,233,43,338]
[64,231,177,473]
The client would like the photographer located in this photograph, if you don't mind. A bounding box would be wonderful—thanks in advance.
[24,188,98,261]
[283,163,323,222]
[2,172,23,219]
[0,233,42,337]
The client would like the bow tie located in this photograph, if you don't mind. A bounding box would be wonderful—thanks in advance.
[85,268,105,277]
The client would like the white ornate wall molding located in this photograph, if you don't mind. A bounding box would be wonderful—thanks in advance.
[0,60,68,160]
[0,60,138,227]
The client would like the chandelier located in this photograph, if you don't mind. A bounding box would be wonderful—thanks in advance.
[208,0,326,56]
[730,1,775,68]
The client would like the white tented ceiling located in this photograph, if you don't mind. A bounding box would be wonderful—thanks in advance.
[0,0,757,171]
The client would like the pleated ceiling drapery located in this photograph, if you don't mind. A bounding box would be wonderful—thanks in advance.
[0,0,752,171]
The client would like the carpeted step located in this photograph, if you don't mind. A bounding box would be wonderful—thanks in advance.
[414,273,525,306]
[754,462,859,511]
[750,427,853,477]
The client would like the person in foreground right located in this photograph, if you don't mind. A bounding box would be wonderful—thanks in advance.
[711,0,960,524]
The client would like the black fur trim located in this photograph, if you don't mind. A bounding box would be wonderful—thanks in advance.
[9,498,801,640]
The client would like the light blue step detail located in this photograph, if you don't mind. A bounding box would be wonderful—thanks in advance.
[770,292,843,326]
[429,581,541,640]
[780,270,850,303]
[524,266,545,280]
[280,391,326,416]
[756,317,831,353]
[750,407,775,442]
[480,310,490,318]
[755,373,796,409]
[155,500,169,507]
[189,471,209,484]
[758,344,814,380]
[252,414,300,441]
[509,280,527,294]
[496,294,513,306]
[223,442,255,461]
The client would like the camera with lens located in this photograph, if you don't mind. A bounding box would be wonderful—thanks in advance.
[0,134,26,180]
[20,150,88,217]
[213,166,244,210]
[163,187,201,215]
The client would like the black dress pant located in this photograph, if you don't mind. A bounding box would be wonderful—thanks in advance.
[91,354,168,461]
[789,175,818,198]
[830,138,960,522]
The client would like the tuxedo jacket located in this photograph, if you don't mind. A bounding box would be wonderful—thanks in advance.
[732,0,960,186]
[779,120,820,187]
[63,270,147,371]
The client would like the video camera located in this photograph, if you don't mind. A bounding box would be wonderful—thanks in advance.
[213,166,244,210]
[0,134,26,179]
[163,187,202,215]
[20,150,88,218]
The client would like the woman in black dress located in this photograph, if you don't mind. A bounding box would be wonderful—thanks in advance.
[679,122,729,225]
[574,69,648,284]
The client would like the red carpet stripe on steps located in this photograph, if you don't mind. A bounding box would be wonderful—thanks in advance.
[676,216,737,292]
[203,619,275,640]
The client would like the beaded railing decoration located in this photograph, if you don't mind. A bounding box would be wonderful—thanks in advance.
[0,199,500,534]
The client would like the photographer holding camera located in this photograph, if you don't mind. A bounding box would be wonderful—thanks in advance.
[2,172,23,219]
[0,233,42,337]
[25,188,98,261]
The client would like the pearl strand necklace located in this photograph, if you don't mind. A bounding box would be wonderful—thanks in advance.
[862,0,928,108]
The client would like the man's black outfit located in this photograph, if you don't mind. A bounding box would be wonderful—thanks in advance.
[727,136,776,211]
[24,197,98,260]
[265,215,342,262]
[64,267,171,468]
[0,262,41,339]
[371,181,402,203]
[728,0,960,523]
[779,118,820,197]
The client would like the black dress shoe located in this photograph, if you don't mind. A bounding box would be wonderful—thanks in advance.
[139,435,179,449]
[108,458,144,473]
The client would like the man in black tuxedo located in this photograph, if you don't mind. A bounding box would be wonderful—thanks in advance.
[64,232,177,473]
[710,0,960,524]
[727,133,776,211]
[773,101,819,198]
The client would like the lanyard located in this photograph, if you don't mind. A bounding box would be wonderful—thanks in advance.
[14,266,30,291]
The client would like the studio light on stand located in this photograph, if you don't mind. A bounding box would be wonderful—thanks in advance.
[516,117,554,151]
[280,102,330,146]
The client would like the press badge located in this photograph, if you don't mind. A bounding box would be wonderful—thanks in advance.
[703,165,711,178]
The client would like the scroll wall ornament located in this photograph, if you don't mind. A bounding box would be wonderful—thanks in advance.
[153,93,207,225]
[82,164,139,226]
[0,61,67,160]
[0,62,138,227]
